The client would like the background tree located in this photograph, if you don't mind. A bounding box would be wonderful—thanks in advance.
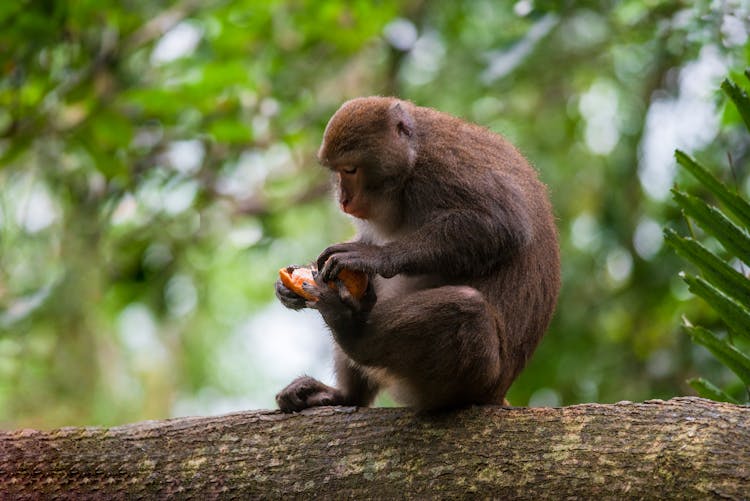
[1,0,749,429]
[665,75,750,404]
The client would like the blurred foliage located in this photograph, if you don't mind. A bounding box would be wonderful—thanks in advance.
[665,75,750,404]
[1,0,750,428]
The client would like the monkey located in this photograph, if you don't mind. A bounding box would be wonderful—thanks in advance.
[274,96,560,412]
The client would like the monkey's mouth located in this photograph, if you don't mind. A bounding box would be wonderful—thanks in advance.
[340,196,355,214]
[340,195,367,219]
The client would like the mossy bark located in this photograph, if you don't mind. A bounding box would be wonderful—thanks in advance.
[1,397,748,499]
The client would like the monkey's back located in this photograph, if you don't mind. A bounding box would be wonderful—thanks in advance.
[411,105,561,386]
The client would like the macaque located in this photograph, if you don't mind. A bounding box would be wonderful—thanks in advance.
[275,97,560,412]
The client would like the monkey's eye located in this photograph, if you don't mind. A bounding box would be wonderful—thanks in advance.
[342,166,358,175]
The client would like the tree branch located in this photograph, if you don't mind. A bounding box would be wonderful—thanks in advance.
[1,397,748,498]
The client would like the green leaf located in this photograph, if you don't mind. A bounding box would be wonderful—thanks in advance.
[685,325,750,386]
[682,274,750,341]
[207,119,253,144]
[721,78,750,132]
[672,189,750,264]
[87,109,134,150]
[675,150,750,229]
[687,377,739,404]
[664,228,750,304]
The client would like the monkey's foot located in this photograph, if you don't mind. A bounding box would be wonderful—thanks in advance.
[276,376,346,412]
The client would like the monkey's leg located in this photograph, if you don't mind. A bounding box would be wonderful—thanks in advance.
[320,285,507,410]
[275,347,379,412]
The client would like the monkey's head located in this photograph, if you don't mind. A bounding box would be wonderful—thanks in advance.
[318,97,418,219]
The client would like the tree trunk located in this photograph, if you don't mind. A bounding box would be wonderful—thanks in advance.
[1,397,748,499]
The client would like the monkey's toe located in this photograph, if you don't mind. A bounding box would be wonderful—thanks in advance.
[276,376,342,412]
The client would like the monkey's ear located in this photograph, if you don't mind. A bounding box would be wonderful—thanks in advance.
[389,102,415,138]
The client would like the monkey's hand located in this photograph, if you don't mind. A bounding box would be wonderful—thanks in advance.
[317,242,395,282]
[300,272,376,315]
[275,278,309,310]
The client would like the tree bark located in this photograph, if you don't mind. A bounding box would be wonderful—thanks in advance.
[1,397,748,499]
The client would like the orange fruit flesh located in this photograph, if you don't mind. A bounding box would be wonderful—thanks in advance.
[279,266,318,301]
[335,268,368,299]
[278,266,367,301]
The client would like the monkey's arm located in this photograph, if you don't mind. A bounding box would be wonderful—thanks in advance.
[319,205,531,280]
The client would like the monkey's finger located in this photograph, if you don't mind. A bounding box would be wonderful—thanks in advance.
[319,254,347,283]
[312,268,326,288]
[301,281,322,300]
[316,243,356,274]
[322,253,373,283]
[276,287,306,303]
[317,256,333,282]
[275,279,297,296]
[364,278,376,296]
[334,279,360,310]
[275,280,308,310]
[276,281,305,301]
[320,250,362,281]
[360,280,377,309]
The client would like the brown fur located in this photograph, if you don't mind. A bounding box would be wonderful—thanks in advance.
[275,97,560,412]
